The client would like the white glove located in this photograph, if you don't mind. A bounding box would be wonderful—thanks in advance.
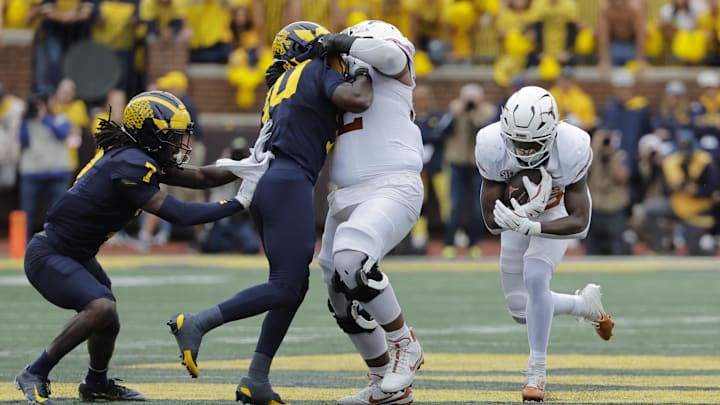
[250,119,273,162]
[218,120,275,207]
[493,199,541,236]
[216,120,275,183]
[344,55,371,77]
[514,166,552,218]
[234,178,256,208]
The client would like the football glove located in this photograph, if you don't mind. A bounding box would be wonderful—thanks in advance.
[344,56,372,79]
[493,199,541,236]
[315,33,357,57]
[216,120,275,207]
[514,166,553,218]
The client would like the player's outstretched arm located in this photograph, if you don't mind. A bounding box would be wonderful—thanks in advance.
[162,165,237,189]
[480,177,506,235]
[332,71,373,113]
[142,189,244,226]
[535,176,591,239]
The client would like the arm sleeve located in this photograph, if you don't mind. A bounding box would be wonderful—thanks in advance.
[321,62,346,100]
[348,37,408,76]
[156,194,244,226]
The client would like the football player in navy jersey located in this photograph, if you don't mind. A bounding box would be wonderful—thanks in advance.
[14,90,263,405]
[168,21,372,404]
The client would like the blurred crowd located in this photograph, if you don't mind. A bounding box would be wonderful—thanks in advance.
[6,1,720,103]
[0,0,719,256]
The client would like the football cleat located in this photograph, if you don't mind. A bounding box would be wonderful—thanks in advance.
[78,378,146,402]
[236,376,286,405]
[575,283,615,341]
[338,373,413,405]
[381,328,424,394]
[167,312,204,378]
[522,363,545,402]
[15,367,54,405]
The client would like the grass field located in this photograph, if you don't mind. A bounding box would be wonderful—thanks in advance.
[1,255,719,404]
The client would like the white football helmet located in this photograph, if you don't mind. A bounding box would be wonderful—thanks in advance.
[344,20,406,42]
[500,86,558,168]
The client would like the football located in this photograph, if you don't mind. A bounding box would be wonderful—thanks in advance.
[504,169,543,205]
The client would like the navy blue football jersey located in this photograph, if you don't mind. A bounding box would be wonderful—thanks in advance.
[261,58,345,184]
[44,147,161,259]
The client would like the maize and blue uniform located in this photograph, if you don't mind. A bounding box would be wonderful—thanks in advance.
[25,147,162,311]
[25,146,240,312]
[215,57,346,357]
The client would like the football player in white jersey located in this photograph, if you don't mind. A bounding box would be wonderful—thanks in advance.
[475,86,615,402]
[314,20,424,405]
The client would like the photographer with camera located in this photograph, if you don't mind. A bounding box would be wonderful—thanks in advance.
[585,129,632,254]
[18,91,74,240]
[440,83,497,257]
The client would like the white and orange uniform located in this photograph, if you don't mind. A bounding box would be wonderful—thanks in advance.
[475,120,592,270]
[318,35,423,284]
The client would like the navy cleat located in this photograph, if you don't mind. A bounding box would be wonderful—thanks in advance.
[236,376,287,405]
[78,378,146,402]
[167,312,203,378]
[15,367,54,405]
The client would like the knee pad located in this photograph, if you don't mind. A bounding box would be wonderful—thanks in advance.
[331,258,389,303]
[327,299,378,334]
[505,291,527,324]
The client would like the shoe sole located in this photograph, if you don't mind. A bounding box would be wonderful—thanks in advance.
[167,315,200,378]
[236,379,286,405]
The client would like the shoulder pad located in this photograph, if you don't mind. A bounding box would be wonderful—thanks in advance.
[109,148,162,186]
[555,122,592,184]
[475,122,505,180]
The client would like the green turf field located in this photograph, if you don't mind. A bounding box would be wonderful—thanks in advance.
[1,255,719,404]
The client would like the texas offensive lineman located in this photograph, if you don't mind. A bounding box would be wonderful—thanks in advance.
[476,86,615,402]
[315,20,424,405]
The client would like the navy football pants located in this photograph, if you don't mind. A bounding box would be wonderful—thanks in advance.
[25,234,115,311]
[218,157,313,357]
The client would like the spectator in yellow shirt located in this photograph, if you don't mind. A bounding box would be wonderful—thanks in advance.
[531,0,580,66]
[549,67,596,131]
[186,0,237,63]
[140,0,190,42]
[92,0,139,95]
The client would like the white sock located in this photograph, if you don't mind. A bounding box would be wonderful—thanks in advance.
[368,365,386,379]
[348,327,388,360]
[386,323,410,342]
[552,292,582,316]
[524,259,554,367]
[363,284,402,326]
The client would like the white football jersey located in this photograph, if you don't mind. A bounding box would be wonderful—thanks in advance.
[475,121,593,209]
[330,42,424,187]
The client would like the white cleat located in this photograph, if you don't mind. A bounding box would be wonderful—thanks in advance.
[575,283,614,341]
[381,328,424,394]
[338,373,413,405]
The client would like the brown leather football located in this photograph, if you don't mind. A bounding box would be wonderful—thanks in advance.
[504,169,543,205]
